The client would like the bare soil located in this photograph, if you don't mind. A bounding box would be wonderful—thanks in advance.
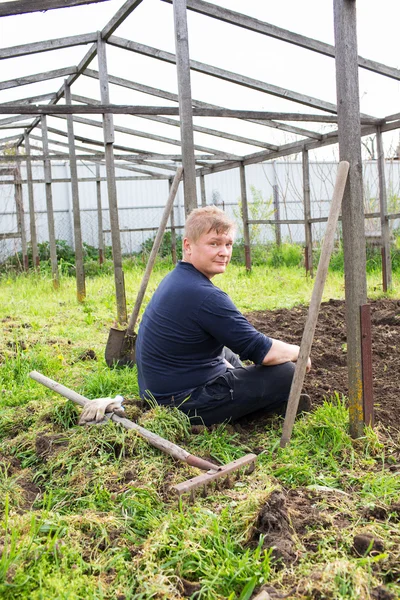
[246,298,400,432]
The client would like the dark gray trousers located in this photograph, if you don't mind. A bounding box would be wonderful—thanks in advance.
[175,348,295,426]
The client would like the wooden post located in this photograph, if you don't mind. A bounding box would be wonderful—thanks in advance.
[239,163,251,271]
[302,149,313,277]
[96,163,104,265]
[376,126,392,291]
[200,173,207,207]
[65,81,86,302]
[97,32,127,324]
[173,0,197,215]
[41,114,59,289]
[169,177,177,264]
[334,0,367,438]
[14,153,28,271]
[24,133,39,269]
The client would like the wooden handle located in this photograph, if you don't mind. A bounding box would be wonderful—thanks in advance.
[280,160,349,447]
[127,167,183,334]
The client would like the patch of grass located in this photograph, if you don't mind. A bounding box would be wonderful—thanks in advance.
[0,263,399,599]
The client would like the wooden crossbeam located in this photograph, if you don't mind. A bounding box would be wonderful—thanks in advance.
[0,0,111,18]
[162,0,400,82]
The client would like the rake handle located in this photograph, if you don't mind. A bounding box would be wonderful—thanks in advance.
[29,370,218,472]
[127,167,183,335]
[280,160,350,448]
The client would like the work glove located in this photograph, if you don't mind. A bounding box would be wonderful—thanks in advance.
[78,395,125,425]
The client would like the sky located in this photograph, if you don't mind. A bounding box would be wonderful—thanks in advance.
[0,0,399,160]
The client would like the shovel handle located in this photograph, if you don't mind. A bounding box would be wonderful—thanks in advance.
[127,167,183,334]
[280,160,349,448]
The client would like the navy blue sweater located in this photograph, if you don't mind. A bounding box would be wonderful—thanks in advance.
[136,262,272,402]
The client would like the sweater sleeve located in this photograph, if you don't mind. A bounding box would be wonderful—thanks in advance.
[196,288,272,364]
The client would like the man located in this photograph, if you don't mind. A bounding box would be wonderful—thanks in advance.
[135,205,311,426]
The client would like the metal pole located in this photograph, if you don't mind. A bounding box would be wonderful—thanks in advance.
[272,162,281,246]
[334,0,367,438]
[239,163,251,271]
[65,81,86,302]
[24,132,39,269]
[97,32,127,324]
[302,149,313,277]
[96,163,104,265]
[173,0,197,215]
[41,114,59,289]
[376,126,392,291]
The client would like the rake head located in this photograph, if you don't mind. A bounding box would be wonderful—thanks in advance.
[172,453,257,501]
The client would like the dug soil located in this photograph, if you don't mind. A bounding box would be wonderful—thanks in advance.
[246,298,400,432]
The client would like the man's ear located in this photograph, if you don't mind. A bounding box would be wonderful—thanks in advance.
[183,237,191,255]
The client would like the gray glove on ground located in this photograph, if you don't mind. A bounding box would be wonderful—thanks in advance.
[78,395,125,425]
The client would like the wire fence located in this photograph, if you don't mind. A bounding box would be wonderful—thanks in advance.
[1,159,400,264]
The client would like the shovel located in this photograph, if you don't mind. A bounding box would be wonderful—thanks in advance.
[105,167,183,367]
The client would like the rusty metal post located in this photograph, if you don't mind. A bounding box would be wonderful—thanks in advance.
[360,304,374,427]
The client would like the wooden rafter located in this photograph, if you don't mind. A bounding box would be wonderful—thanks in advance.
[0,0,111,18]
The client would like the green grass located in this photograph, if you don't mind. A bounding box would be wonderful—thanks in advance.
[0,262,399,599]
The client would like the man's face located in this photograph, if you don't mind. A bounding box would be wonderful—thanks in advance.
[183,228,234,279]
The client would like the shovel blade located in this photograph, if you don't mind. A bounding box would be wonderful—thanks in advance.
[105,327,137,367]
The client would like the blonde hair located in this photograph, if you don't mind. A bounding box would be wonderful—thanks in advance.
[184,205,235,242]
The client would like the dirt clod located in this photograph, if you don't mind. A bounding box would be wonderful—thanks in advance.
[352,533,385,557]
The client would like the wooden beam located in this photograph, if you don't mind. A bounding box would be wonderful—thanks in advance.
[108,35,339,113]
[0,104,379,123]
[52,113,241,159]
[0,93,57,105]
[0,67,77,91]
[0,0,111,17]
[162,0,400,82]
[72,92,279,150]
[334,0,367,439]
[376,127,392,290]
[0,33,98,60]
[41,115,60,289]
[84,67,323,140]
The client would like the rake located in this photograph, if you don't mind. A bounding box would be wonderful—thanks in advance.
[29,370,256,500]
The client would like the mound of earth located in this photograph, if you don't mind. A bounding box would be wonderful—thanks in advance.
[245,298,400,432]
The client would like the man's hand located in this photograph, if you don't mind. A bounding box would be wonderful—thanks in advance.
[78,395,125,425]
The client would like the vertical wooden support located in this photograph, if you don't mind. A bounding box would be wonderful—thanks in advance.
[41,115,59,289]
[169,178,177,264]
[273,185,281,246]
[334,0,367,438]
[96,164,104,265]
[97,32,127,324]
[376,127,392,291]
[239,163,251,271]
[24,133,39,269]
[14,154,28,271]
[65,81,86,302]
[173,0,197,215]
[360,304,374,427]
[200,173,207,207]
[302,149,313,277]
